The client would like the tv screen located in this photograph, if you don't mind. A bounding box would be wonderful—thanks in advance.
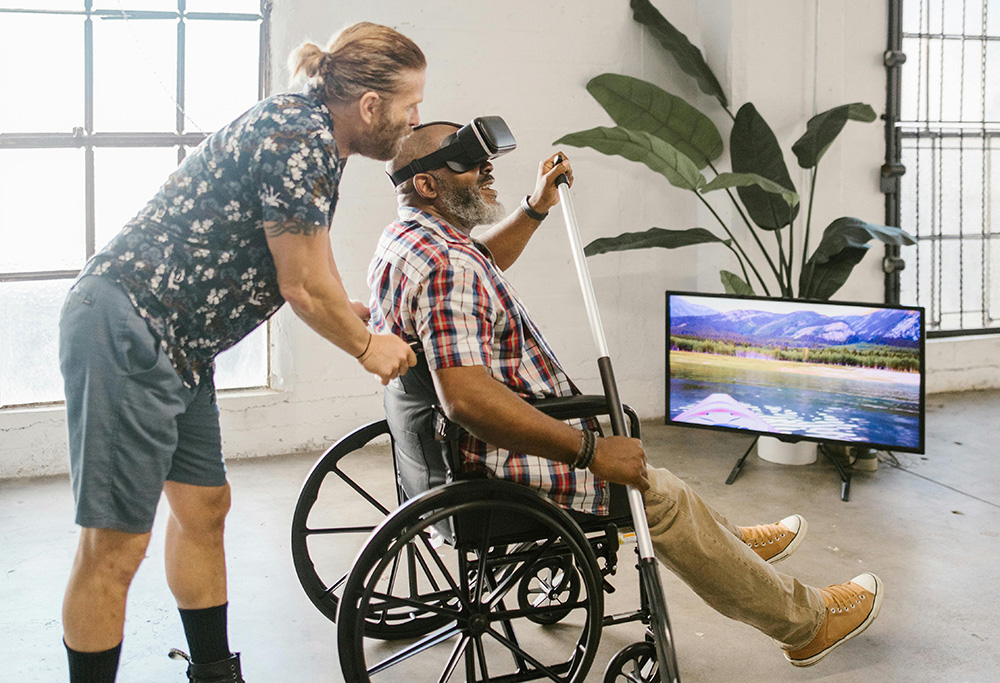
[666,292,925,453]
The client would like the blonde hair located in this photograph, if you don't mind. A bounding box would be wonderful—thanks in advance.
[291,22,426,104]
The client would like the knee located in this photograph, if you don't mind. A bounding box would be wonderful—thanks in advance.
[75,528,150,586]
[170,484,231,536]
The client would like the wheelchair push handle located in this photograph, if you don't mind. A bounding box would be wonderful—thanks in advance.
[554,153,570,187]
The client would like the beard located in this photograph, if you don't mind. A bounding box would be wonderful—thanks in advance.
[435,176,507,229]
[356,107,412,161]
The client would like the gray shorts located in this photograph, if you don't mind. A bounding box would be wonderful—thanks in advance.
[59,276,226,534]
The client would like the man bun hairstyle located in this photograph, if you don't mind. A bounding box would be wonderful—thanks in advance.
[292,22,426,104]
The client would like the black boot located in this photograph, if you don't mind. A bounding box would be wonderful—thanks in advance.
[169,648,245,682]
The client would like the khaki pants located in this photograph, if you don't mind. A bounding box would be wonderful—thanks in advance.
[644,468,826,649]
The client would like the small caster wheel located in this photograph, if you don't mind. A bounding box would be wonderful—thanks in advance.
[604,641,660,683]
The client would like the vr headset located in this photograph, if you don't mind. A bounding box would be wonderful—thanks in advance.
[388,116,516,187]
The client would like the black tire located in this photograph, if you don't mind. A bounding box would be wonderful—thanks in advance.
[604,642,660,683]
[290,421,454,640]
[337,480,604,682]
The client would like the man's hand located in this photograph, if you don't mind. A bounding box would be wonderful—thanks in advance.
[588,436,649,493]
[350,299,372,323]
[526,151,573,217]
[358,333,417,385]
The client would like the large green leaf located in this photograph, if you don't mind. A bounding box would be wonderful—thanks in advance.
[629,0,728,109]
[798,217,917,299]
[702,172,799,207]
[555,126,705,191]
[721,270,755,296]
[586,74,723,168]
[730,103,799,230]
[792,103,877,169]
[585,227,728,257]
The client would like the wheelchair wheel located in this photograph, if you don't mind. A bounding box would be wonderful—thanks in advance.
[517,554,581,625]
[291,421,455,640]
[337,480,603,682]
[604,642,660,683]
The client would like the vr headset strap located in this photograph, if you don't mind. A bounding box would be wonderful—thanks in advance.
[389,145,462,187]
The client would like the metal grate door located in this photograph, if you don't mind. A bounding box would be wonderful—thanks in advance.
[886,0,999,336]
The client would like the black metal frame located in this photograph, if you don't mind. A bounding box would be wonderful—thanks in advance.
[291,398,671,682]
[884,0,1000,336]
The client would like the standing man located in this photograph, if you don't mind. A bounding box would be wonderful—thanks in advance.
[58,22,423,683]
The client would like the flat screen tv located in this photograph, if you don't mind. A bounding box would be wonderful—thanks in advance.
[666,291,925,454]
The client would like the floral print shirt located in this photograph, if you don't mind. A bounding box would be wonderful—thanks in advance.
[81,87,345,388]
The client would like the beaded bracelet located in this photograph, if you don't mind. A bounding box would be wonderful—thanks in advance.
[574,429,596,469]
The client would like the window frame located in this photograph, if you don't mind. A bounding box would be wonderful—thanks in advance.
[0,0,273,406]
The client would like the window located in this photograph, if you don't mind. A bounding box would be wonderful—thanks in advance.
[0,1,271,407]
[892,0,1000,335]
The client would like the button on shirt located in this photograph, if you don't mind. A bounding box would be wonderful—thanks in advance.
[368,207,610,515]
[81,87,346,389]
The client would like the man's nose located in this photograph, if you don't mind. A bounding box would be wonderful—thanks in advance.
[409,106,420,127]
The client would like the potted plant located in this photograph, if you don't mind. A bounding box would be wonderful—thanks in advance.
[555,0,915,300]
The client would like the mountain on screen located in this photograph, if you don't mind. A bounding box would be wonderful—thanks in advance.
[670,305,921,348]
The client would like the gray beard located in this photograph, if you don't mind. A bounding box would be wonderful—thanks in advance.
[438,183,506,229]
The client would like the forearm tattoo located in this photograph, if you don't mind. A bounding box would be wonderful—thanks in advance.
[264,219,328,238]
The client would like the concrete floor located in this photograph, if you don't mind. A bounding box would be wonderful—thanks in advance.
[2,388,998,682]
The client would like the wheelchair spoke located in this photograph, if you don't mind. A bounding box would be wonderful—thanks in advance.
[304,524,377,536]
[473,635,490,681]
[472,509,494,605]
[368,591,461,621]
[437,634,470,683]
[320,573,348,598]
[367,623,464,676]
[485,538,556,610]
[483,624,572,682]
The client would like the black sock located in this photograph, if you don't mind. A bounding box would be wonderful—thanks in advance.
[178,602,231,664]
[65,639,121,683]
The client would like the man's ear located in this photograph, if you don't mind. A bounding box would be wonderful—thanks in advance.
[358,91,381,126]
[412,173,437,200]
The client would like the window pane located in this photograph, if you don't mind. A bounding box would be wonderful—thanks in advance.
[0,1,80,9]
[0,148,85,273]
[185,19,260,133]
[92,2,178,10]
[94,147,180,249]
[215,323,268,390]
[0,14,84,133]
[185,1,261,13]
[0,279,74,407]
[93,17,177,132]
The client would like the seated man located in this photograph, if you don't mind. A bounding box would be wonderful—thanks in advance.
[367,120,883,668]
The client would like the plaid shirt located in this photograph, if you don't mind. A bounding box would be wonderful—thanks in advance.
[368,207,610,515]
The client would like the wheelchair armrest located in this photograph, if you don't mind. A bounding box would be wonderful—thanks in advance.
[431,395,611,442]
[526,394,612,421]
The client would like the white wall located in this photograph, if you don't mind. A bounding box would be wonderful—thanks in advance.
[1,0,996,479]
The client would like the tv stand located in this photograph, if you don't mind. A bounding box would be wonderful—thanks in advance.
[725,437,853,502]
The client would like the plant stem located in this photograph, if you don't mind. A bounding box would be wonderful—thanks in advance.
[705,161,783,292]
[774,227,790,298]
[696,194,771,296]
[802,167,819,270]
[724,242,753,289]
[787,214,795,296]
[767,203,793,297]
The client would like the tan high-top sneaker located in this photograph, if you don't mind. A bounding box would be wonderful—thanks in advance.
[784,573,883,667]
[739,514,807,564]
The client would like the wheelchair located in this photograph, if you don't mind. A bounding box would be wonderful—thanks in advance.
[291,360,669,682]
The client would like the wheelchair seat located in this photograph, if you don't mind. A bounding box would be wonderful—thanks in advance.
[383,351,632,531]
